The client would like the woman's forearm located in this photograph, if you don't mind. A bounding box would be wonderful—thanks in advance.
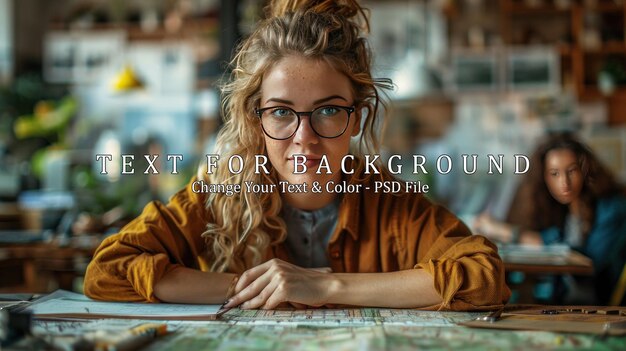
[489,220,544,246]
[326,269,442,308]
[153,266,237,304]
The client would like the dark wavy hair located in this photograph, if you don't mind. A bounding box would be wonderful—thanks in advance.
[508,133,623,236]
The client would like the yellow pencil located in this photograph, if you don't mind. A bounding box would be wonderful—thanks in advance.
[95,323,167,351]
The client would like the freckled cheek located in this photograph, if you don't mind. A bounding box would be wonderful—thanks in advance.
[264,140,289,168]
[324,138,352,168]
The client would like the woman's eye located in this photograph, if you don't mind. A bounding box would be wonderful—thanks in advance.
[551,172,558,177]
[319,107,339,116]
[271,108,291,117]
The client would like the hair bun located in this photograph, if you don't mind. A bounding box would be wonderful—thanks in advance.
[266,0,368,30]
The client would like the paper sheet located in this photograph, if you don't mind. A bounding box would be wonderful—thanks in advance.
[25,290,222,320]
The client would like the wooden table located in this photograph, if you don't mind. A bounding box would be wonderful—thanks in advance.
[0,237,100,293]
[502,250,594,276]
[499,245,594,304]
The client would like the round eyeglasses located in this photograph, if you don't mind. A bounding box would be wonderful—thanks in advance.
[254,105,355,140]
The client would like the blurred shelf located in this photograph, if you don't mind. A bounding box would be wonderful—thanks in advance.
[507,2,625,14]
[507,4,572,14]
[48,17,219,41]
[579,87,626,101]
[582,3,625,13]
[582,44,626,54]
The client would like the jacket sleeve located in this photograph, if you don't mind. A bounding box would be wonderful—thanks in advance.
[83,180,209,302]
[407,201,511,311]
[582,196,626,272]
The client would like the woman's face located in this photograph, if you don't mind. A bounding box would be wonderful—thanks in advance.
[259,55,360,187]
[544,148,584,205]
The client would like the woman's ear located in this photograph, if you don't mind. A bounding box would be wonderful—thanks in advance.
[351,105,363,137]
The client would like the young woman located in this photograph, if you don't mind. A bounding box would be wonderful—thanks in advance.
[475,133,626,304]
[84,0,510,311]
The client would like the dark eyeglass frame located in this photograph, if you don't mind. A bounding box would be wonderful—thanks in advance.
[254,105,356,140]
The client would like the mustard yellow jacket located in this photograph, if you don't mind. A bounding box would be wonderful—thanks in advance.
[84,169,510,311]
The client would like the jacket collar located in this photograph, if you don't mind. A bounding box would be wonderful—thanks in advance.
[332,156,381,243]
[335,175,361,242]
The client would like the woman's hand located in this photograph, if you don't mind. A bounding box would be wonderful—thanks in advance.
[223,258,333,310]
[473,213,513,243]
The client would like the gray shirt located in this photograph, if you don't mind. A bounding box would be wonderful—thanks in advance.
[281,198,340,268]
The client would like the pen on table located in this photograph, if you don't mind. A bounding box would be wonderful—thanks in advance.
[93,323,167,351]
[217,299,238,319]
[218,275,240,319]
[0,301,30,313]
[217,300,230,318]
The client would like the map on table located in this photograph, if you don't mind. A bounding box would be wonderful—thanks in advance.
[32,308,626,350]
[219,307,479,327]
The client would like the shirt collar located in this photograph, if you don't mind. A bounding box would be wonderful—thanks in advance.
[279,157,372,243]
[281,195,340,222]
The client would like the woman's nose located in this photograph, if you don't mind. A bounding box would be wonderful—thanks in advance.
[561,175,571,189]
[293,115,319,145]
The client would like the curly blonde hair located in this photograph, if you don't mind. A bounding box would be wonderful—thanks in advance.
[202,0,393,273]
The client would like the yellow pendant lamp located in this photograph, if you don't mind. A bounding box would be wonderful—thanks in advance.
[111,64,144,92]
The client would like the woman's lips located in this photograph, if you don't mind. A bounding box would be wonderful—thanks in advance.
[288,156,322,169]
[304,158,321,168]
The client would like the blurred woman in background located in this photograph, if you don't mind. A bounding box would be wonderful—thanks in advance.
[475,133,626,304]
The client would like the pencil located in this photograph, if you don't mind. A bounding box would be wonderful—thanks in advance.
[95,323,167,351]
